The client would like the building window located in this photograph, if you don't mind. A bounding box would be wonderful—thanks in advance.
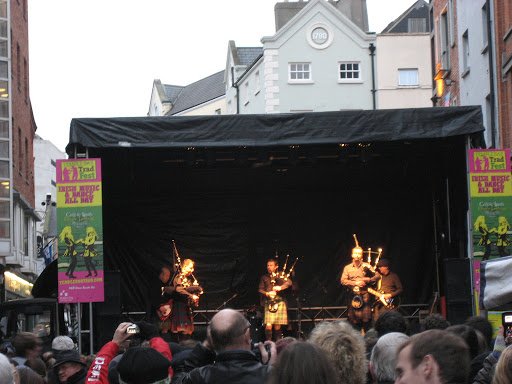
[254,71,260,95]
[408,18,426,33]
[244,81,250,105]
[16,43,20,91]
[227,100,232,114]
[462,30,470,75]
[23,58,27,102]
[440,10,451,70]
[289,63,311,82]
[398,69,419,86]
[24,138,28,178]
[22,214,28,255]
[18,128,21,174]
[481,4,488,50]
[338,62,361,82]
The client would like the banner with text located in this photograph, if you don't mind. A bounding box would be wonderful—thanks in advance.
[56,158,104,303]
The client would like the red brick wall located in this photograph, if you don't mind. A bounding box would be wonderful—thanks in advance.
[494,0,512,148]
[431,0,460,106]
[10,0,35,207]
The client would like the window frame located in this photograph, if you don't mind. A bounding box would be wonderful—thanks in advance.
[288,62,312,84]
[398,68,419,87]
[338,61,362,83]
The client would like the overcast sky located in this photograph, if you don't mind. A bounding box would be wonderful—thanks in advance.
[28,0,418,152]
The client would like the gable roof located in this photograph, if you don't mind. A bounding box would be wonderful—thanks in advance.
[162,84,184,103]
[381,0,429,33]
[166,70,225,115]
[236,47,263,66]
[261,0,375,47]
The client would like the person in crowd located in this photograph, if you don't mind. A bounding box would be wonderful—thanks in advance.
[395,329,470,384]
[258,258,292,341]
[492,344,512,384]
[47,335,76,384]
[157,264,175,332]
[17,365,45,384]
[11,332,42,367]
[369,332,409,384]
[446,324,480,361]
[172,308,276,384]
[465,315,493,354]
[309,320,367,384]
[86,321,173,384]
[0,352,14,384]
[341,245,380,334]
[25,357,47,379]
[421,313,450,331]
[473,325,512,384]
[374,310,407,337]
[275,336,296,355]
[52,349,87,384]
[266,341,337,384]
[372,259,403,321]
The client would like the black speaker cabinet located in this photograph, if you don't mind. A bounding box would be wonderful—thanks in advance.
[443,258,473,324]
[94,270,121,316]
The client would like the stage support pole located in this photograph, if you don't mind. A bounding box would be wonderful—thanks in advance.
[77,303,82,355]
[89,302,94,355]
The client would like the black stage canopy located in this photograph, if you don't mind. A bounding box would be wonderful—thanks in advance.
[64,107,484,315]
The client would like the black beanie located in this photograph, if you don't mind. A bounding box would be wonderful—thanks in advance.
[116,347,171,383]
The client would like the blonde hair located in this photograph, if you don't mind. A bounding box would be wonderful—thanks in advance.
[493,345,512,384]
[474,216,487,231]
[309,320,367,384]
[59,226,74,242]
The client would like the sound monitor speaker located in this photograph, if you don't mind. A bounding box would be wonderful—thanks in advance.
[443,258,473,324]
[94,270,121,316]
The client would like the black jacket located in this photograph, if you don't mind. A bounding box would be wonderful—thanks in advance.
[173,344,269,384]
[63,368,87,384]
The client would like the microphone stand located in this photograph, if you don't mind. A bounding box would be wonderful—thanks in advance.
[215,293,238,311]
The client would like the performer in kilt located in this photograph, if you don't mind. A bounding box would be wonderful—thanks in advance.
[159,258,200,341]
[258,258,292,341]
[341,245,380,334]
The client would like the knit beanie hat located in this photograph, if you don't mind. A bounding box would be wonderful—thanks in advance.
[116,347,171,384]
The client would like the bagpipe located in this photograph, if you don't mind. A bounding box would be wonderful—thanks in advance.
[350,234,383,309]
[267,254,299,313]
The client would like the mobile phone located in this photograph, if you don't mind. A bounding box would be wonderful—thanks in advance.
[126,324,140,334]
[502,312,512,338]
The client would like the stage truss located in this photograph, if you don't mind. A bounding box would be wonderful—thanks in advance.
[191,303,430,326]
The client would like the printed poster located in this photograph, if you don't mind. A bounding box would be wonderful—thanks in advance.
[56,159,104,303]
[469,149,512,312]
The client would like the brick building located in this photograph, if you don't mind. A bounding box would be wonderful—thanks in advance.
[1,0,39,299]
[494,0,512,148]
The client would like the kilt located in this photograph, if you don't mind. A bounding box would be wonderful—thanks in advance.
[264,300,288,325]
[169,300,194,334]
[348,292,372,324]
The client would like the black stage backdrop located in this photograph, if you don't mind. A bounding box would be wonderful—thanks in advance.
[62,108,484,314]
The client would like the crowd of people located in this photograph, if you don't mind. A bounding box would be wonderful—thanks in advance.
[0,309,511,384]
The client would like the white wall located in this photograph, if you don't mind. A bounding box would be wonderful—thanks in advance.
[376,33,432,109]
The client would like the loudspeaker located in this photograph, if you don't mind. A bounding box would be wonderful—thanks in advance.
[94,270,121,316]
[443,258,473,324]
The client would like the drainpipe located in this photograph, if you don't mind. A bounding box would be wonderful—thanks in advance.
[486,0,496,147]
[231,67,240,114]
[369,43,376,110]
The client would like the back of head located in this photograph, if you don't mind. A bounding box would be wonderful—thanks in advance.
[267,341,337,384]
[309,321,367,384]
[17,365,45,384]
[209,309,250,352]
[446,324,480,359]
[0,353,13,384]
[12,332,40,357]
[370,332,409,383]
[465,315,493,351]
[402,329,470,384]
[374,311,407,337]
[116,347,171,384]
[51,336,75,351]
[422,313,450,331]
[492,345,512,384]
[25,357,47,378]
